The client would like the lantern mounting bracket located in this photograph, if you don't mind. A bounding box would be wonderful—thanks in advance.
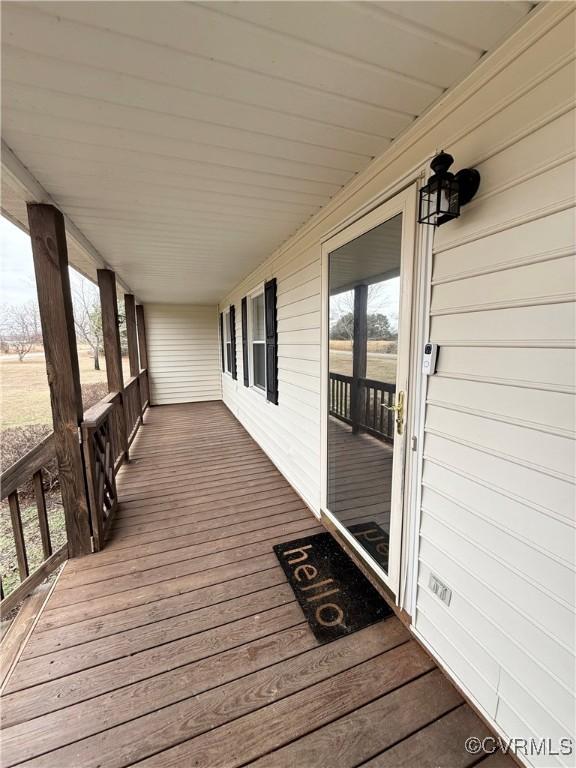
[455,168,481,207]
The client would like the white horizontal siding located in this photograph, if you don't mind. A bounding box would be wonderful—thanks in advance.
[146,304,221,406]
[219,6,576,766]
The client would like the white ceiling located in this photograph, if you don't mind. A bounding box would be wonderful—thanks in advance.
[1,1,534,303]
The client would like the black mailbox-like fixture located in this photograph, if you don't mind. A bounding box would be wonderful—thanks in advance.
[418,151,480,227]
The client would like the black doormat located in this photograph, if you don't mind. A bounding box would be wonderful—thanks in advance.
[273,532,392,643]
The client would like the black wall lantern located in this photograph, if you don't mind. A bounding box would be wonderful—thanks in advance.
[418,151,480,227]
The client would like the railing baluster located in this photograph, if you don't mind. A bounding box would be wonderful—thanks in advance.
[8,491,28,580]
[33,469,52,558]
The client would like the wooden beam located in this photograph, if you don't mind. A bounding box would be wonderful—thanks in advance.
[97,269,124,393]
[124,294,139,377]
[351,284,368,433]
[27,203,92,557]
[136,304,148,371]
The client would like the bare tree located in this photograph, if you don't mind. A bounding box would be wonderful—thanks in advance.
[0,301,41,361]
[73,280,103,370]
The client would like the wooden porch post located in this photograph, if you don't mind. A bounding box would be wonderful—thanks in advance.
[136,304,150,407]
[124,293,143,421]
[124,294,139,377]
[27,203,92,557]
[97,269,124,393]
[351,284,368,433]
[97,269,128,458]
[135,304,148,370]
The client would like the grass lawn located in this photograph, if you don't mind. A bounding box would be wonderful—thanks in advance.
[1,347,130,428]
[329,348,397,384]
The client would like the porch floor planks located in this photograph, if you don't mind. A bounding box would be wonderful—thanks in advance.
[1,402,514,767]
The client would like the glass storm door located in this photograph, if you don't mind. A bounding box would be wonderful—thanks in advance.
[321,187,417,597]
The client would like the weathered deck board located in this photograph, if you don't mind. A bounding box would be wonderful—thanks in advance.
[1,402,513,767]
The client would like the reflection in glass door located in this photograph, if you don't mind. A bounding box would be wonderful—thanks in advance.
[327,213,403,578]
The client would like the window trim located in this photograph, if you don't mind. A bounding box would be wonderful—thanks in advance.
[247,285,266,395]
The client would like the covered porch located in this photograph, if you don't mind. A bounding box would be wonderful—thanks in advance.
[1,401,504,768]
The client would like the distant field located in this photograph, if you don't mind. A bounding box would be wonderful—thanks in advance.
[330,339,397,354]
[1,347,130,428]
[329,348,397,384]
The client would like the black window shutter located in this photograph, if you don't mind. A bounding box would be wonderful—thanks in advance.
[264,278,278,404]
[241,297,249,387]
[219,312,225,373]
[229,305,237,380]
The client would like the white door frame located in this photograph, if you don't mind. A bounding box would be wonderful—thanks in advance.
[320,183,419,600]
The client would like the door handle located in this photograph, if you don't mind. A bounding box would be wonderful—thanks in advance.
[381,390,405,435]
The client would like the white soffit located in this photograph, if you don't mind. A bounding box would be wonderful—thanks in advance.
[1,1,534,303]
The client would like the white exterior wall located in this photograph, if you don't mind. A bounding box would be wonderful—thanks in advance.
[219,6,576,765]
[146,304,222,405]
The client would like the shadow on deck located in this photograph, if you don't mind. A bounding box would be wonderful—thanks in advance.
[1,402,510,767]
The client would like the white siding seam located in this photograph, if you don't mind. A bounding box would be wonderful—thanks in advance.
[432,245,575,285]
[496,682,574,753]
[467,87,576,170]
[422,506,575,614]
[415,604,498,700]
[431,372,575,396]
[433,197,575,255]
[421,482,574,569]
[470,149,575,207]
[416,568,575,701]
[426,399,575,440]
[418,537,575,655]
[430,292,576,316]
[424,427,574,484]
[422,456,571,527]
[429,340,575,349]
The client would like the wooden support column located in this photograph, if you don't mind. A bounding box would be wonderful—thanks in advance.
[351,284,368,433]
[98,269,129,458]
[124,293,142,422]
[27,203,92,557]
[136,304,150,407]
[97,269,124,393]
[124,294,139,377]
[136,304,148,370]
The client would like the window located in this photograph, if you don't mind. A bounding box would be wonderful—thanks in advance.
[250,290,266,391]
[223,308,232,374]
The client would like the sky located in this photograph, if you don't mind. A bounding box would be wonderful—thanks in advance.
[0,216,38,306]
[0,215,96,307]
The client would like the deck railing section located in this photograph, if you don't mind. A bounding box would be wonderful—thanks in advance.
[82,367,149,551]
[124,375,142,446]
[81,400,120,552]
[0,434,68,616]
[329,372,396,443]
[1,368,151,612]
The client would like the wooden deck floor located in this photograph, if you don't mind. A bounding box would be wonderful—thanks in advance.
[1,402,510,768]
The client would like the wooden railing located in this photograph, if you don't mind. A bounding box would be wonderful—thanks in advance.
[81,400,121,552]
[0,435,68,616]
[0,367,151,614]
[81,367,149,551]
[124,375,142,447]
[138,368,150,411]
[329,372,396,443]
[329,372,352,425]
